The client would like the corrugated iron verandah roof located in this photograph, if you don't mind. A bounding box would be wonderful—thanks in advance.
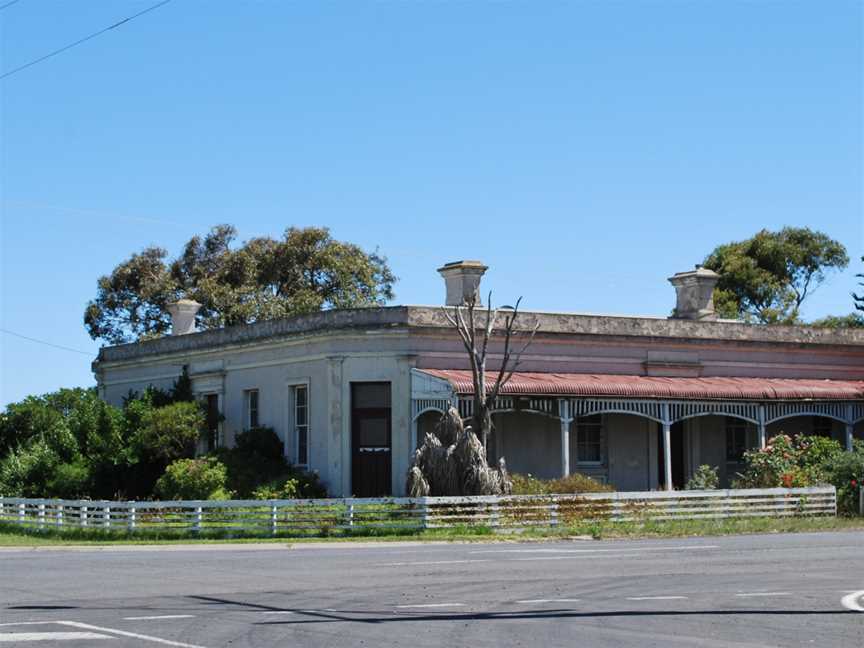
[417,369,864,401]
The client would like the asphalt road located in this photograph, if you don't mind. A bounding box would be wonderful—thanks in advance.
[1,531,862,647]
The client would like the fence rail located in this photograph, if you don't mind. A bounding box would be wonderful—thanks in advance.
[0,486,836,536]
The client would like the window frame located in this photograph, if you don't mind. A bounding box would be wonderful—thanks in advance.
[575,414,604,466]
[203,392,222,451]
[243,388,260,431]
[725,417,751,463]
[289,381,310,469]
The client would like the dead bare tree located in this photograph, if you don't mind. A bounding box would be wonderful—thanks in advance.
[443,292,539,449]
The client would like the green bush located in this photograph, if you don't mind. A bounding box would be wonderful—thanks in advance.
[510,473,612,495]
[0,440,59,497]
[252,470,327,500]
[46,459,92,498]
[154,457,231,500]
[213,427,310,497]
[685,465,719,490]
[133,401,205,463]
[824,440,864,515]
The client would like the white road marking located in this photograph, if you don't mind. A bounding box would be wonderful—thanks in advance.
[123,615,195,621]
[382,559,491,566]
[627,596,688,601]
[57,622,207,648]
[515,598,581,604]
[840,590,864,613]
[735,592,792,598]
[0,631,112,642]
[395,603,466,609]
[261,611,295,615]
[470,545,719,555]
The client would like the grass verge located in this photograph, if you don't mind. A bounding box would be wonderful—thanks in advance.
[1,516,862,547]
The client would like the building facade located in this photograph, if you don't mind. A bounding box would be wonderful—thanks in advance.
[93,262,864,497]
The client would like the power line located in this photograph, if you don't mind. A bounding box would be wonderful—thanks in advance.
[0,0,23,12]
[0,0,174,81]
[0,329,95,356]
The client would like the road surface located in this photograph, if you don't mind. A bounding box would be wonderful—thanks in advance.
[1,531,862,647]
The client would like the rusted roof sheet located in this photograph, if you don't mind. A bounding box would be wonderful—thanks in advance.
[418,369,864,401]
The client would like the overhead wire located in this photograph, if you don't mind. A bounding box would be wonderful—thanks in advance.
[0,328,95,356]
[0,0,174,80]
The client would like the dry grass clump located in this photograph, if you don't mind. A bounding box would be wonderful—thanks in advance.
[407,407,512,497]
[510,472,613,495]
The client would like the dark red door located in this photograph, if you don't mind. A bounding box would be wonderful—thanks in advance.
[351,383,392,497]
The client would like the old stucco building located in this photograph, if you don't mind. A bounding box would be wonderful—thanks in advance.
[93,262,864,497]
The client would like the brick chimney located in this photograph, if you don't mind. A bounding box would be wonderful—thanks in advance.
[668,265,720,321]
[437,260,488,306]
[166,299,202,335]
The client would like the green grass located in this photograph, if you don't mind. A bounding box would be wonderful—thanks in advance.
[1,516,862,547]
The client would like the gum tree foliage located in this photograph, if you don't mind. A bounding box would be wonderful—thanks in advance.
[84,225,396,344]
[809,256,864,329]
[703,227,848,324]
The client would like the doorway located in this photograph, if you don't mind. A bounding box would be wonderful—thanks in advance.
[351,382,392,497]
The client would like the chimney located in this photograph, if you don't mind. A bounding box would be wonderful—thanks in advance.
[166,299,202,335]
[437,260,488,306]
[668,265,720,321]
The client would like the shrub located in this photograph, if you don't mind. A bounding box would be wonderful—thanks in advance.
[510,473,612,495]
[686,465,719,490]
[252,470,327,500]
[46,459,92,498]
[133,401,205,463]
[0,440,62,497]
[214,427,293,497]
[733,434,838,489]
[154,457,231,500]
[824,441,864,515]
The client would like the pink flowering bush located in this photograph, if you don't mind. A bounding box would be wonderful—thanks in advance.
[824,440,864,515]
[733,434,842,489]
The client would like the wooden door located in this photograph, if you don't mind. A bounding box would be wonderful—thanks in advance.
[351,383,392,497]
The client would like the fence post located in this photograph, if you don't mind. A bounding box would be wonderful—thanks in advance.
[490,499,500,529]
[193,506,203,533]
[421,497,430,530]
[347,501,355,528]
[128,506,136,533]
[104,506,111,529]
[270,503,278,536]
[81,505,88,528]
[550,496,559,528]
[56,505,63,528]
[38,503,45,529]
[18,502,25,525]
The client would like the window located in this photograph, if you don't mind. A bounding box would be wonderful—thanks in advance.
[204,394,220,451]
[294,385,309,467]
[244,389,259,429]
[576,415,603,464]
[725,418,751,462]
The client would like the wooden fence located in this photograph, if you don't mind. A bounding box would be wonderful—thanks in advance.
[0,486,836,536]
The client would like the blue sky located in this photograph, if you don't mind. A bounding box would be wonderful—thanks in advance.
[1,1,861,407]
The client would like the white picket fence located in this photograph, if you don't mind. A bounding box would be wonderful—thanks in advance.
[0,486,835,536]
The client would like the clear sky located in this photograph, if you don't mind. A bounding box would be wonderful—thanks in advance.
[1,1,862,407]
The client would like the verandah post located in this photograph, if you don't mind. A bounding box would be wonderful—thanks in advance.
[558,399,571,478]
[662,404,673,492]
[758,405,767,449]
